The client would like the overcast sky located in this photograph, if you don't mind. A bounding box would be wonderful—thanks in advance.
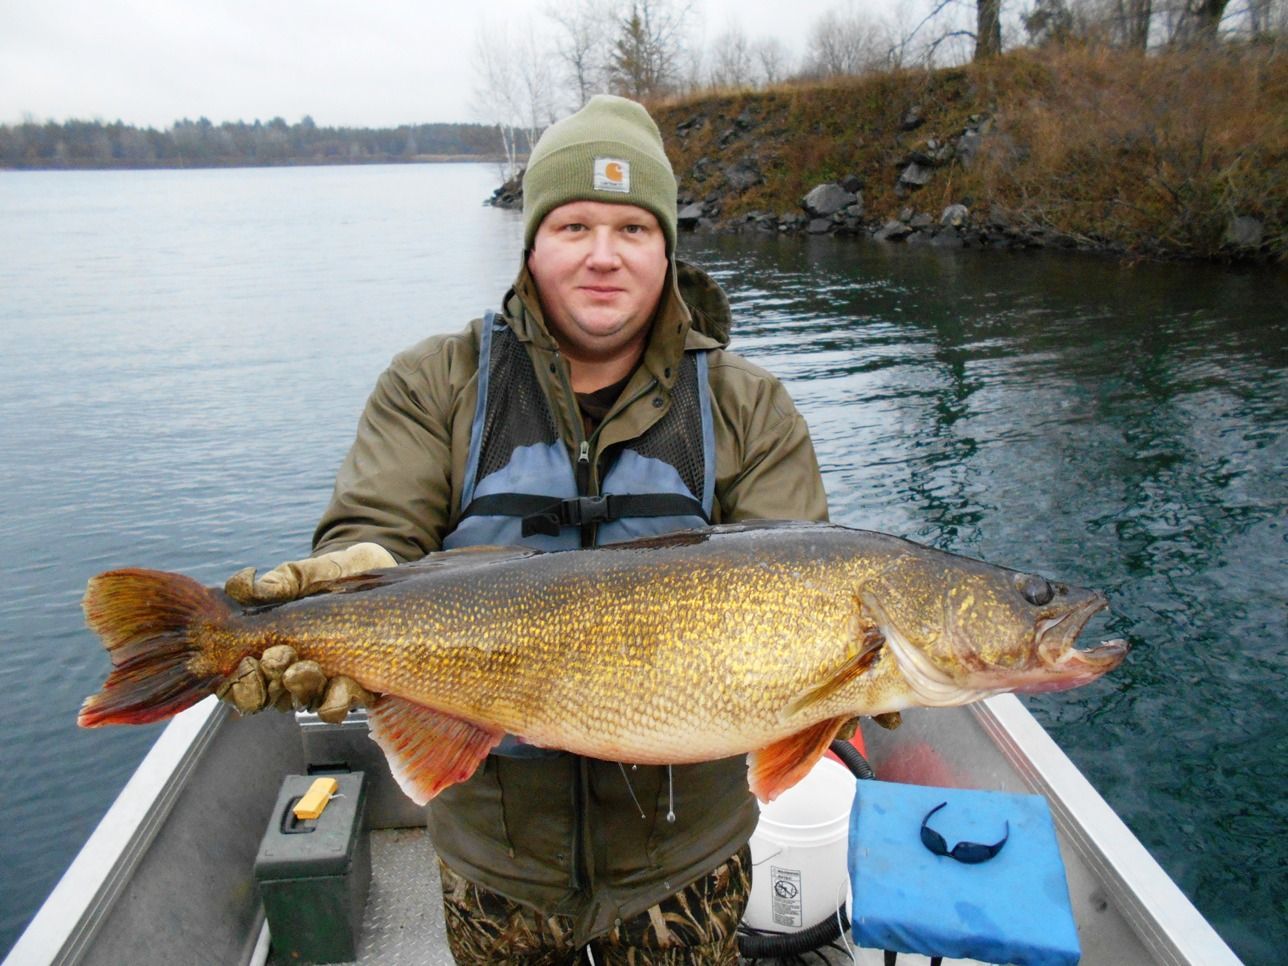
[0,0,928,129]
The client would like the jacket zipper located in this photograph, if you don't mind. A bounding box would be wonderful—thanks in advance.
[550,352,661,894]
[552,350,660,535]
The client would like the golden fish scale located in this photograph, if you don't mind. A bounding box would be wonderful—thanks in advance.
[213,537,914,763]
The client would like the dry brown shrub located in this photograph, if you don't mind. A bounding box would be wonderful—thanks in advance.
[652,44,1284,259]
[972,45,1287,257]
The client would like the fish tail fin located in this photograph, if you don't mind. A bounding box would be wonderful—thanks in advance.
[78,568,231,727]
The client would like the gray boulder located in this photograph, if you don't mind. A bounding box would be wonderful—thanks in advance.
[802,183,858,218]
[899,162,933,188]
[800,184,852,216]
[957,131,983,169]
[1224,215,1264,249]
[724,160,763,193]
[677,203,705,229]
[874,220,913,242]
[941,204,970,228]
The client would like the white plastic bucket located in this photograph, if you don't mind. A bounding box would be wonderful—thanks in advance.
[744,756,855,932]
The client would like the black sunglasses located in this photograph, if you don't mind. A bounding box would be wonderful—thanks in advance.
[920,802,1010,864]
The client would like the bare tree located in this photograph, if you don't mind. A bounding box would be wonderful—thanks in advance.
[708,25,756,88]
[976,0,1004,57]
[607,0,693,99]
[1118,0,1154,49]
[473,27,522,178]
[1186,0,1232,39]
[1023,0,1076,44]
[1244,0,1276,34]
[804,3,889,77]
[893,0,977,67]
[1158,0,1232,43]
[473,20,558,178]
[753,36,792,84]
[546,0,615,109]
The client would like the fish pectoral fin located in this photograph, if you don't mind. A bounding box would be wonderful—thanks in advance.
[367,696,503,805]
[748,716,853,803]
[783,621,885,719]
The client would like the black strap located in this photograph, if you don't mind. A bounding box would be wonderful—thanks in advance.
[461,492,708,539]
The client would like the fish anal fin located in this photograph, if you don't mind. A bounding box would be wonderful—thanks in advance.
[368,696,503,805]
[748,716,852,803]
[784,614,885,718]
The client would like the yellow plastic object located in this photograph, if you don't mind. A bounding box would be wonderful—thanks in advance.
[293,777,339,821]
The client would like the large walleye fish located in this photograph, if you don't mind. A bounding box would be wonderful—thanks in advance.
[79,522,1128,804]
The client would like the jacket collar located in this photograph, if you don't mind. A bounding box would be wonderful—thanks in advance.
[504,255,729,392]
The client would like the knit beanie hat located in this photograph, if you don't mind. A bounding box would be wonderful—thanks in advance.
[523,94,678,253]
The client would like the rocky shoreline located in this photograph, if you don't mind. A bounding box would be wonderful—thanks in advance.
[486,103,1269,261]
[488,47,1282,265]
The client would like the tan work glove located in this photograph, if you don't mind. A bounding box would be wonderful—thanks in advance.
[215,645,375,723]
[224,542,396,605]
[219,543,394,723]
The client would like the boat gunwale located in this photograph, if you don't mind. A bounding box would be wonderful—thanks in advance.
[5,699,228,965]
[972,694,1240,965]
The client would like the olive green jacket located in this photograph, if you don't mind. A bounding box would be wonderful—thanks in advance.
[313,257,828,943]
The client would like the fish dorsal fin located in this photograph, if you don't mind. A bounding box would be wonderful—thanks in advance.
[783,604,886,718]
[596,520,831,554]
[368,696,503,804]
[748,715,853,802]
[318,545,543,595]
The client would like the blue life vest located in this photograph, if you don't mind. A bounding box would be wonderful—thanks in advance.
[443,312,715,551]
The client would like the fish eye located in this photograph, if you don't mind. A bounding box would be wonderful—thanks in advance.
[1016,574,1054,606]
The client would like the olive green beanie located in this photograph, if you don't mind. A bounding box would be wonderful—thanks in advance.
[523,94,678,253]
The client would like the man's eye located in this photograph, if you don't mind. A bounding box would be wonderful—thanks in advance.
[623,224,646,234]
[563,223,587,232]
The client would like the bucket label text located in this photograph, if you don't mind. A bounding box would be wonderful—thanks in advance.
[769,866,803,927]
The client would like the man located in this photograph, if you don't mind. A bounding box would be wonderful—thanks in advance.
[225,95,828,964]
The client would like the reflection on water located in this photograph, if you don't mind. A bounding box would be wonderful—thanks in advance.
[683,233,1287,963]
[0,167,1283,962]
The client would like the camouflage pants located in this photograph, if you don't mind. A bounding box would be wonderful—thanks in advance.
[439,844,752,965]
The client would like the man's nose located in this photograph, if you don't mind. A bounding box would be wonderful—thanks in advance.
[585,227,621,269]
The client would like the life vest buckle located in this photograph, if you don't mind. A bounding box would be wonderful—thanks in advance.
[566,495,612,526]
[519,495,616,538]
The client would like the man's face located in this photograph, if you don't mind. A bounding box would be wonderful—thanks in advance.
[527,200,668,369]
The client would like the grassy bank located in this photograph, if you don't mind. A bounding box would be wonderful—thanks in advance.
[650,45,1286,262]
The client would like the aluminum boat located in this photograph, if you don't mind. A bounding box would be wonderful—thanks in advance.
[5,695,1240,965]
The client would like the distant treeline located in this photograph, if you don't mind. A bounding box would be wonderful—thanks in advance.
[0,116,534,169]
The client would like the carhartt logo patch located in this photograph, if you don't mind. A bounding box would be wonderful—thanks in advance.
[593,157,630,193]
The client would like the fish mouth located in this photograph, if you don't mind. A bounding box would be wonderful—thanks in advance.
[1021,593,1129,693]
[873,586,1130,707]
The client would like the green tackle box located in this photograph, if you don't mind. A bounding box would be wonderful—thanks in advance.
[254,771,370,964]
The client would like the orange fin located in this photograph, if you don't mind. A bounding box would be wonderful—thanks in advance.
[79,569,230,727]
[368,696,503,805]
[748,716,853,803]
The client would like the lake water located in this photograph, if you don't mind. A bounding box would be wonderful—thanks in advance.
[0,163,1283,962]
